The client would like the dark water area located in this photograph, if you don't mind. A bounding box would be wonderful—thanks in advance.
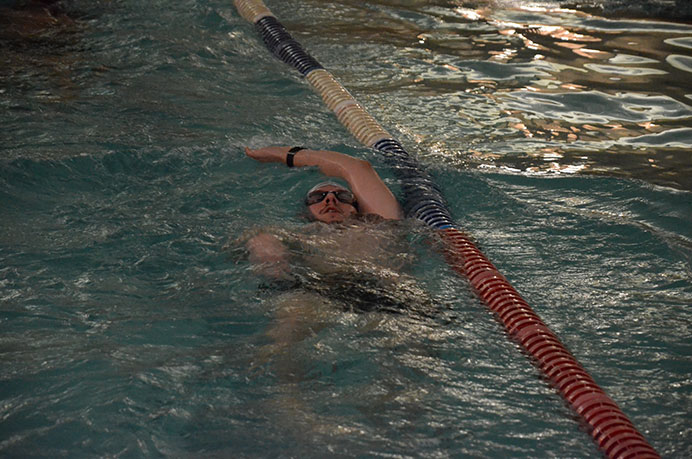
[1,0,691,457]
[562,0,692,22]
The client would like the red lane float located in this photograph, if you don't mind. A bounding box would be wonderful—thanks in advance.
[440,227,659,458]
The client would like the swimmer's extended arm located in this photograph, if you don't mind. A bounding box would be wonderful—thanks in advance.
[245,146,402,220]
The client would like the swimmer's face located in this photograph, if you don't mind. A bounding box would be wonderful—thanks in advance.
[306,185,358,223]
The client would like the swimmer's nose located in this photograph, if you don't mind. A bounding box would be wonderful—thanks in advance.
[323,192,338,205]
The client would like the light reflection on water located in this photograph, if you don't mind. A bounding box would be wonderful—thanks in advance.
[293,0,692,189]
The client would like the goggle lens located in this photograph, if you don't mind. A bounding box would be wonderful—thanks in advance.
[306,189,356,206]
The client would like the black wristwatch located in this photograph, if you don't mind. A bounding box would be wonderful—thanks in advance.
[286,146,306,167]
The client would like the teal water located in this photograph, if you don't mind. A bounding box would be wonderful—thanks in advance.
[1,0,691,457]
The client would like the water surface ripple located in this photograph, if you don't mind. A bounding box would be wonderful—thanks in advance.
[290,0,692,189]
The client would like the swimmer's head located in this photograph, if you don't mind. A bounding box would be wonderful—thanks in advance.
[304,181,358,224]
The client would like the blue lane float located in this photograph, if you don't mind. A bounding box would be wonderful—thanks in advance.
[232,1,659,457]
[255,16,323,75]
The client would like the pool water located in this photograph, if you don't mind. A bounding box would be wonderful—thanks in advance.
[1,0,691,457]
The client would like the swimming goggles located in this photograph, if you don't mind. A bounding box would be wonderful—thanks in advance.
[305,189,357,206]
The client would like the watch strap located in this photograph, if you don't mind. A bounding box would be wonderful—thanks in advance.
[286,146,306,167]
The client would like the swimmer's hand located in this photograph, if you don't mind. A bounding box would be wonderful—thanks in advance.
[245,146,289,164]
[247,232,291,279]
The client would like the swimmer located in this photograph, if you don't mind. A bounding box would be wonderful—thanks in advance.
[241,146,441,436]
[244,145,405,281]
[242,144,439,319]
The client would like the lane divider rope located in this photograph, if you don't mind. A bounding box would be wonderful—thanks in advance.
[232,1,659,457]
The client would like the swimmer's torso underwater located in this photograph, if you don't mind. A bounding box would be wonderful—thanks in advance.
[235,215,443,319]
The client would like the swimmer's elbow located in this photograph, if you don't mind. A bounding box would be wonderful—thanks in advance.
[348,158,376,178]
